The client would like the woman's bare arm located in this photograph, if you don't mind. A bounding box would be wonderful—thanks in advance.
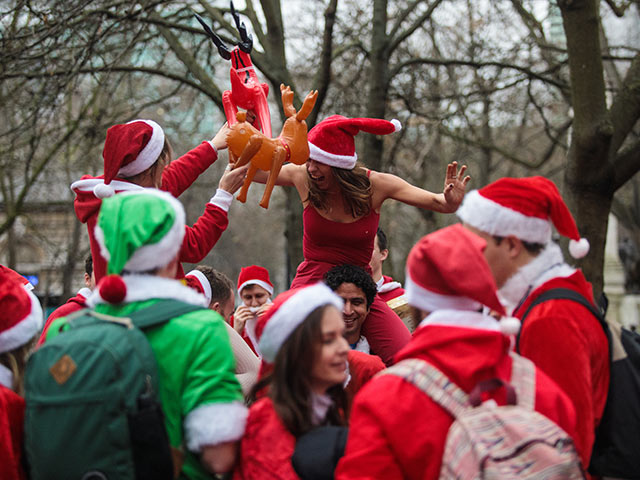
[370,162,470,213]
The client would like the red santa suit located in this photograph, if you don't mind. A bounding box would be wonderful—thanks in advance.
[0,381,26,480]
[71,141,229,282]
[376,274,405,303]
[37,287,91,346]
[509,258,609,469]
[233,397,299,480]
[335,313,578,480]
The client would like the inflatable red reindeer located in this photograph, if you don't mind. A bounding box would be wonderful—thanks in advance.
[195,3,271,137]
[227,85,318,209]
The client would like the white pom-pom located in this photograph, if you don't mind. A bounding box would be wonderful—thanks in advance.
[93,182,115,199]
[500,317,521,335]
[569,238,590,259]
[391,119,402,132]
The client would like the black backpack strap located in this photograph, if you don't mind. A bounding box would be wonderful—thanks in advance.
[129,299,204,330]
[515,288,609,354]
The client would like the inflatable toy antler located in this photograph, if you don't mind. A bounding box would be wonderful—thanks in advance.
[227,85,318,209]
[195,2,271,136]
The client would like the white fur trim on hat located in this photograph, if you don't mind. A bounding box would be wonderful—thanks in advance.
[186,270,212,305]
[457,190,552,244]
[71,178,144,194]
[184,401,248,452]
[569,238,590,259]
[117,119,165,178]
[419,310,501,332]
[238,279,274,297]
[391,119,402,132]
[308,142,357,170]
[405,273,482,313]
[87,274,207,308]
[0,290,43,354]
[93,183,115,199]
[259,283,343,363]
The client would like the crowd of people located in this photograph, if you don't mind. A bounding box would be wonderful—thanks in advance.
[0,112,623,480]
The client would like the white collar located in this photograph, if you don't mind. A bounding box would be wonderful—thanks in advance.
[311,392,334,426]
[498,242,575,314]
[418,309,501,332]
[87,274,208,308]
[77,287,93,299]
[0,364,13,390]
[353,336,370,354]
[375,277,384,289]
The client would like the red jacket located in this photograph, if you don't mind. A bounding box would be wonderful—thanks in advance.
[71,142,228,282]
[37,288,91,346]
[335,322,577,480]
[0,384,26,480]
[234,397,299,479]
[377,275,405,303]
[514,270,609,469]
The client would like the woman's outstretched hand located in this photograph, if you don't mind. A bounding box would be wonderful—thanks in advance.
[443,162,470,212]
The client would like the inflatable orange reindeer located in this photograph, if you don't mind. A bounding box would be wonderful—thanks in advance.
[228,84,318,209]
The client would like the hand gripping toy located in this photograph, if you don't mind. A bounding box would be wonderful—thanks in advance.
[227,85,318,209]
[195,3,271,137]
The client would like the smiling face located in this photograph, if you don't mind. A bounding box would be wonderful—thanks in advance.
[240,284,271,308]
[306,159,334,190]
[334,282,369,345]
[309,306,350,394]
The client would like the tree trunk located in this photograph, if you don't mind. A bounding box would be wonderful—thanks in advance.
[364,0,389,171]
[284,188,304,285]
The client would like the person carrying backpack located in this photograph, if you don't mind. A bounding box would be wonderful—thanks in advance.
[456,177,609,473]
[335,224,582,479]
[25,189,247,480]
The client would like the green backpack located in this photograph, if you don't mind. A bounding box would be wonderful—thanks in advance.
[24,299,202,480]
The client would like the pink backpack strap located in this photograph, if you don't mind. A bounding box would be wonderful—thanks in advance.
[380,358,469,418]
[509,353,536,410]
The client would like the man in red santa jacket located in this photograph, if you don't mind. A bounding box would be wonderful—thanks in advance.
[70,119,248,282]
[457,176,609,471]
[335,224,578,480]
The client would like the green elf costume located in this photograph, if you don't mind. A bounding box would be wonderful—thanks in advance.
[47,189,247,479]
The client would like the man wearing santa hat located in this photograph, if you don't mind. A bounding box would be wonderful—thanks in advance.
[42,189,246,478]
[71,119,248,282]
[335,224,579,479]
[231,265,275,356]
[457,176,609,471]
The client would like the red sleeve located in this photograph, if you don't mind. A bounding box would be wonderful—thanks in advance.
[178,203,229,264]
[161,142,217,198]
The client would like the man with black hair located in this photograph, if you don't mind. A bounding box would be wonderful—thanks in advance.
[38,254,95,345]
[370,228,405,302]
[324,264,377,353]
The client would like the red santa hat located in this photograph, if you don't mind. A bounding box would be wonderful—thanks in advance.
[307,115,401,170]
[457,176,590,259]
[0,269,43,354]
[94,119,165,199]
[237,265,274,297]
[185,269,212,305]
[405,224,520,334]
[255,283,343,363]
[0,265,34,291]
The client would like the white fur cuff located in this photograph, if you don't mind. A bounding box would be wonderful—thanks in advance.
[210,189,233,212]
[184,401,248,452]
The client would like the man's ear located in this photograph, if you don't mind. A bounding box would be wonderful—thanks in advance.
[211,301,221,313]
[506,235,524,258]
[380,249,389,262]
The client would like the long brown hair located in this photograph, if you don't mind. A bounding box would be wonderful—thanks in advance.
[306,163,372,218]
[0,337,36,396]
[248,305,348,437]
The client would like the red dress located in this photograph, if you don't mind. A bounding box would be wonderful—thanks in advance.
[37,287,91,346]
[233,397,299,480]
[71,142,229,282]
[335,324,578,480]
[291,205,411,365]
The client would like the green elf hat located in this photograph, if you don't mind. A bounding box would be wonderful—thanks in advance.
[94,189,186,303]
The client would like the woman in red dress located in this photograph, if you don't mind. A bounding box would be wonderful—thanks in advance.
[234,283,349,480]
[249,115,470,365]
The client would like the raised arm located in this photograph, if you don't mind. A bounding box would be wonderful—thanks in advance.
[371,162,470,213]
